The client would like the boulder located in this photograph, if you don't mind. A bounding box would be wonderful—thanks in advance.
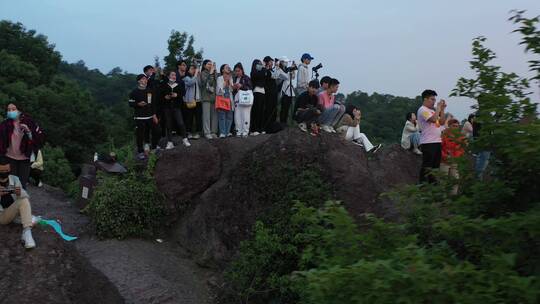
[154,128,421,266]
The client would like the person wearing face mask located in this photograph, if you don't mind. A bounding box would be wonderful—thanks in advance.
[159,70,191,149]
[274,56,296,124]
[0,157,36,249]
[249,59,271,135]
[0,103,45,188]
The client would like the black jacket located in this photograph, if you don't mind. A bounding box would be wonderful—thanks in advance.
[251,69,271,89]
[159,81,186,110]
[294,91,321,114]
[128,87,156,119]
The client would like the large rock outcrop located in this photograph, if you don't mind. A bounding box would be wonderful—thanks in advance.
[155,128,421,266]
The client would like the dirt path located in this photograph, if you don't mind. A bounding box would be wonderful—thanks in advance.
[5,184,214,304]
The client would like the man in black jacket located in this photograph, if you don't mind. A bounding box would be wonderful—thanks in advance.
[128,74,161,160]
[294,80,322,134]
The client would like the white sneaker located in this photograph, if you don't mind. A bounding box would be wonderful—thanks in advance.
[166,141,175,150]
[182,138,191,147]
[192,134,201,140]
[227,133,233,137]
[38,181,43,187]
[298,123,307,132]
[22,228,36,249]
[205,134,213,140]
[413,148,422,155]
[261,131,266,135]
[321,125,333,133]
[143,143,150,153]
[219,134,226,138]
[329,127,337,133]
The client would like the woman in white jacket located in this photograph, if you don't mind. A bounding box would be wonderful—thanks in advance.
[401,112,422,155]
[274,56,296,124]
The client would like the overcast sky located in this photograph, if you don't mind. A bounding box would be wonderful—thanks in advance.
[1,0,539,119]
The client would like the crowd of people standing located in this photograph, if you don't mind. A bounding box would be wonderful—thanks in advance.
[128,53,383,160]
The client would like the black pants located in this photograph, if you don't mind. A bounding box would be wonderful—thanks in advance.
[280,95,293,124]
[250,92,266,133]
[263,93,278,131]
[30,168,42,185]
[295,108,320,125]
[162,108,187,139]
[182,102,203,134]
[419,143,442,184]
[135,118,161,153]
[8,158,30,189]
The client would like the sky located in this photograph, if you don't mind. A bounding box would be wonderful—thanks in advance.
[1,0,539,119]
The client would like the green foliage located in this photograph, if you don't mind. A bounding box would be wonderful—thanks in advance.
[509,10,540,83]
[163,30,203,71]
[84,169,165,239]
[40,144,76,191]
[223,161,332,303]
[0,21,61,84]
[0,20,133,178]
[345,91,422,143]
[225,12,540,304]
[295,246,538,304]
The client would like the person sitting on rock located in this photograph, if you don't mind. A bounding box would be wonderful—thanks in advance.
[0,157,36,249]
[294,80,322,135]
[318,78,345,133]
[401,112,422,155]
[337,105,382,153]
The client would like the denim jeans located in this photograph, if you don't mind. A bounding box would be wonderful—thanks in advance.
[319,104,345,126]
[475,151,491,180]
[217,109,233,136]
[410,132,421,148]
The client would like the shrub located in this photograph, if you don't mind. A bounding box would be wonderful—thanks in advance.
[84,170,165,239]
[40,144,76,191]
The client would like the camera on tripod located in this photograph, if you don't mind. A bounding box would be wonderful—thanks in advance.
[312,63,323,72]
[312,63,323,79]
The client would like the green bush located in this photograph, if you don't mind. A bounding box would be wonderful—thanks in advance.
[84,170,165,239]
[40,144,76,191]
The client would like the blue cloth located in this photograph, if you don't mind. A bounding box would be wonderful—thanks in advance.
[39,219,78,241]
[218,109,233,136]
[475,151,491,180]
[410,132,421,148]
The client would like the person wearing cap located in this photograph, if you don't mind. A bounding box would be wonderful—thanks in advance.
[296,53,313,95]
[274,56,296,124]
[128,74,161,160]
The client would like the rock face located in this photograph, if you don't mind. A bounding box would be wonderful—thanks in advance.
[155,128,421,267]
